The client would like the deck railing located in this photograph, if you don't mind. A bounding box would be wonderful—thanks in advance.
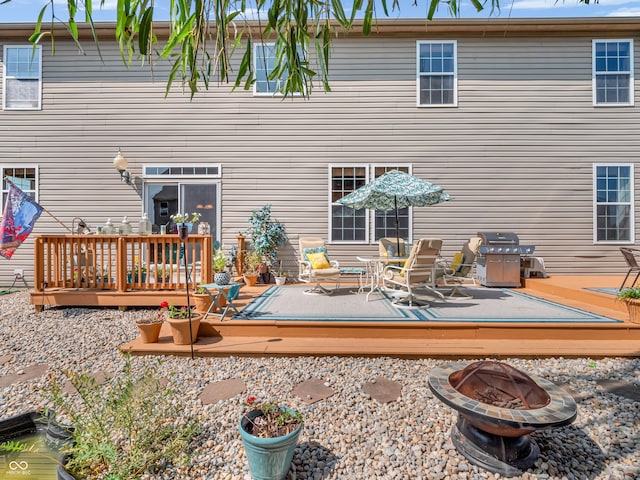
[33,234,213,293]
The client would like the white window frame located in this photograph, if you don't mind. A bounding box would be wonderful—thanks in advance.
[369,163,413,243]
[592,39,634,107]
[3,45,42,111]
[329,164,370,244]
[593,163,634,244]
[142,164,222,178]
[142,165,222,242]
[253,42,304,97]
[416,40,458,107]
[329,164,414,245]
[1,165,39,205]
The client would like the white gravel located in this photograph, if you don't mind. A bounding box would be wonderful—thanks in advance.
[1,290,639,480]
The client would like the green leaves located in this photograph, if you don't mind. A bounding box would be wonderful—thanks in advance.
[48,355,200,478]
[9,0,582,98]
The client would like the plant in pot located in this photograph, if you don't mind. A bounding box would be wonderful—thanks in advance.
[239,395,303,480]
[160,301,202,345]
[213,247,231,285]
[274,270,288,286]
[246,204,288,283]
[617,286,640,324]
[135,312,165,343]
[242,250,263,287]
[169,212,201,233]
[191,285,215,315]
[47,354,200,479]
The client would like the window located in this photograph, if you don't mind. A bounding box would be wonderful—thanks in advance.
[330,166,368,242]
[3,45,42,110]
[143,166,221,240]
[253,43,303,96]
[2,166,38,206]
[330,165,412,243]
[372,166,410,241]
[593,40,634,106]
[594,164,634,243]
[416,41,457,107]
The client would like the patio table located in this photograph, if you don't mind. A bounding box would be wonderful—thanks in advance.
[199,281,243,321]
[357,256,408,301]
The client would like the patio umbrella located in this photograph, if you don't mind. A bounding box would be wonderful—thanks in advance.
[336,169,452,254]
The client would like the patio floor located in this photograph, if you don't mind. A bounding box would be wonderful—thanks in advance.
[121,275,640,358]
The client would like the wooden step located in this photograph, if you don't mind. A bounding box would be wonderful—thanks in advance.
[120,277,640,358]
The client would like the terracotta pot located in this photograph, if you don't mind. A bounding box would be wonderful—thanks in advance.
[624,298,640,324]
[192,293,216,314]
[244,274,259,287]
[136,321,163,343]
[167,315,202,345]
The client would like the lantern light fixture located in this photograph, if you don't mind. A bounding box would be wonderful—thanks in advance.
[113,148,131,184]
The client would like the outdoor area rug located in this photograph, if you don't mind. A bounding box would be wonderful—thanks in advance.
[584,287,621,296]
[233,286,621,323]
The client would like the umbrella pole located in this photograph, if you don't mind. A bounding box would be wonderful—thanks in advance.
[394,197,401,255]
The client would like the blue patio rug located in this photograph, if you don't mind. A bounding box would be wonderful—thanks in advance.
[584,287,620,296]
[233,286,620,323]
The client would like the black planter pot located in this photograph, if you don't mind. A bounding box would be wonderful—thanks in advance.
[0,410,74,479]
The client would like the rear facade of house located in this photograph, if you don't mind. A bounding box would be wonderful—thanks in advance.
[0,18,638,286]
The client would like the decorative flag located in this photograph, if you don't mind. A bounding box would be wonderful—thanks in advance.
[0,184,44,259]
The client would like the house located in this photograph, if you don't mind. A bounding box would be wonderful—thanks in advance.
[1,17,639,287]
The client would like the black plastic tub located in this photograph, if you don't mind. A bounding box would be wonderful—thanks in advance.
[0,410,73,479]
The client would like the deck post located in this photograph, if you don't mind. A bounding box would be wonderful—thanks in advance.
[33,237,44,293]
[116,236,128,293]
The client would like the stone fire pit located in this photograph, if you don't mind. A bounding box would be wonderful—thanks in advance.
[428,361,577,477]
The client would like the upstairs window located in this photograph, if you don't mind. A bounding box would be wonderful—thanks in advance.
[593,40,634,106]
[417,41,457,107]
[594,164,634,243]
[3,45,42,110]
[253,43,303,96]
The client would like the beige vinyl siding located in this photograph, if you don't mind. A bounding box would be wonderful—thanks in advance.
[1,21,639,285]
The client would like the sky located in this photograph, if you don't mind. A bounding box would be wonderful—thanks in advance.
[1,0,639,23]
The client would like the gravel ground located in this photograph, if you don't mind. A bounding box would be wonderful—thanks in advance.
[1,290,639,480]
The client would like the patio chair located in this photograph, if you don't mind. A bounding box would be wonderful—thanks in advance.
[382,238,444,307]
[298,237,341,295]
[619,247,640,290]
[436,236,482,298]
[378,237,407,259]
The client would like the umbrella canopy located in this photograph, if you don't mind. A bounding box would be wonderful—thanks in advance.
[336,169,452,251]
[337,169,452,211]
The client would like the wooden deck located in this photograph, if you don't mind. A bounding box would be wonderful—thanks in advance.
[121,275,640,358]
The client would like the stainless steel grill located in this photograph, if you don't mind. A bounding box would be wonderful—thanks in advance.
[476,232,535,287]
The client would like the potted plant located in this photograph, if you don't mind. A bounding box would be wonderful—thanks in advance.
[160,301,202,345]
[169,212,201,233]
[239,395,303,480]
[617,286,640,324]
[48,355,200,479]
[191,285,221,315]
[274,270,288,286]
[135,313,164,343]
[245,204,288,283]
[213,247,231,285]
[154,265,173,283]
[242,250,262,286]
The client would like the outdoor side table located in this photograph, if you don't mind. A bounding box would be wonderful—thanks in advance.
[199,281,243,321]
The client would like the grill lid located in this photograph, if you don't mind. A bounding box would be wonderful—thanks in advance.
[477,231,519,245]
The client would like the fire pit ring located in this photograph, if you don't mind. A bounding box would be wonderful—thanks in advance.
[428,361,577,477]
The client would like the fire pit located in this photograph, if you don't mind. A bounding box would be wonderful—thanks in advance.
[428,361,577,477]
